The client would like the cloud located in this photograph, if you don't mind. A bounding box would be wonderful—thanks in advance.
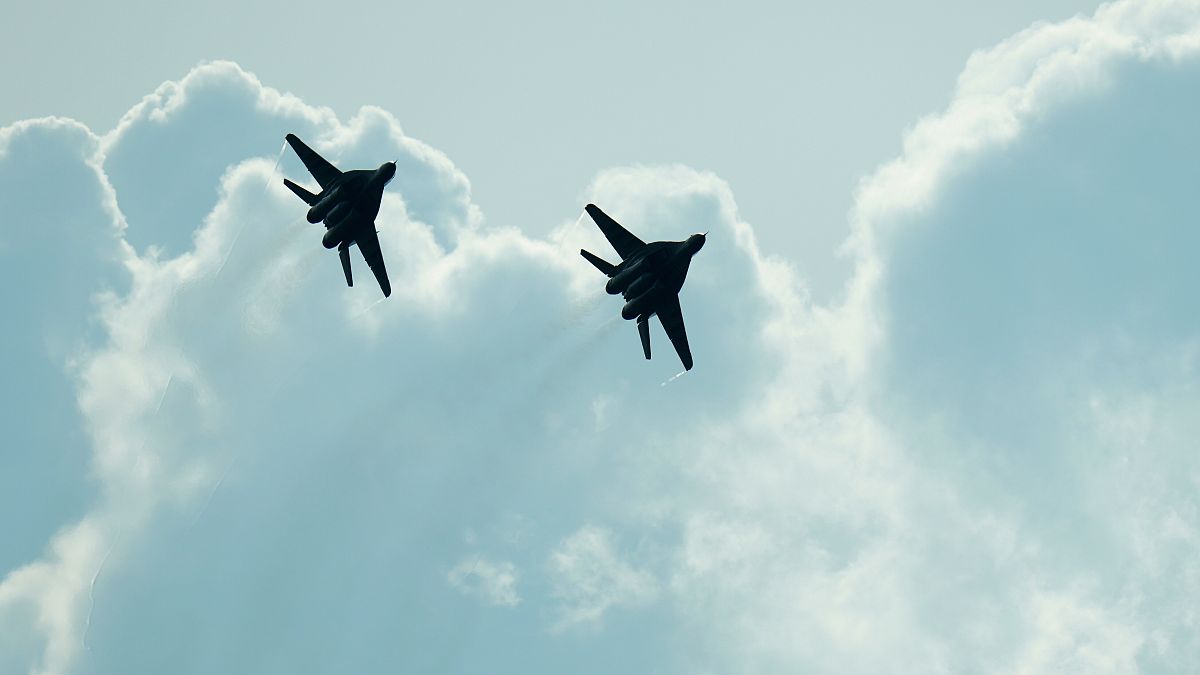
[0,117,122,576]
[548,526,658,630]
[659,1,1200,672]
[0,59,787,675]
[448,556,521,607]
[3,1,1200,672]
[102,61,477,257]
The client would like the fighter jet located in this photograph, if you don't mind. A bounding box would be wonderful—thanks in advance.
[580,203,706,371]
[282,133,395,297]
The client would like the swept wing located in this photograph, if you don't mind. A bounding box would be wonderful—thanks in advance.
[585,203,645,260]
[285,134,342,189]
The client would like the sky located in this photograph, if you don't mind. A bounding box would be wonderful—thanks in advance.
[3,1,1200,674]
[0,0,1098,300]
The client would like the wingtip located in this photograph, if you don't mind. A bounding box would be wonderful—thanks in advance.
[285,132,298,142]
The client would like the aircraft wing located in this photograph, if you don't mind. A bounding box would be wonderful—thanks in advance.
[355,227,392,298]
[656,293,693,371]
[285,134,341,189]
[586,203,645,260]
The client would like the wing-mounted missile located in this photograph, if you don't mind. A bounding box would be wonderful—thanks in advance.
[322,223,351,249]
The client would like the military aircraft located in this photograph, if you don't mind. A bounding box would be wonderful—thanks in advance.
[282,133,395,297]
[580,203,706,370]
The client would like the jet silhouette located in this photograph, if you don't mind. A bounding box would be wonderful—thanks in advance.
[580,203,705,371]
[282,133,395,297]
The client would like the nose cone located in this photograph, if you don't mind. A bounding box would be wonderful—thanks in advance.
[380,161,397,182]
[688,233,706,254]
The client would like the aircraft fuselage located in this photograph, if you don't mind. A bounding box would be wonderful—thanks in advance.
[606,234,705,320]
[283,133,395,297]
[310,163,396,249]
[579,203,703,370]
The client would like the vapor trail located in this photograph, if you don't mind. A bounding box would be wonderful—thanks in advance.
[260,139,288,195]
[215,141,289,280]
[661,369,688,387]
[153,374,174,415]
[191,458,235,527]
[355,295,389,317]
[82,528,124,651]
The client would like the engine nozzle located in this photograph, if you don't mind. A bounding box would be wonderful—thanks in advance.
[322,226,346,249]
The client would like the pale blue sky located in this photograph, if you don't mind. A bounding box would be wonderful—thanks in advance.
[0,0,1097,298]
[5,2,1200,674]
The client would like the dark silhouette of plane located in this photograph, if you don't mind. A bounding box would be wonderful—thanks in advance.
[282,133,395,297]
[580,203,705,370]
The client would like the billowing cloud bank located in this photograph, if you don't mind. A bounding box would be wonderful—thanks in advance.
[2,1,1200,673]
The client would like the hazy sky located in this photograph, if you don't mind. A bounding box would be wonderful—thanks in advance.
[0,0,1097,298]
[5,1,1200,674]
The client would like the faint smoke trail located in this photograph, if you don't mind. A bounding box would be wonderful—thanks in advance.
[546,208,611,332]
[265,212,308,240]
[215,141,290,279]
[522,315,622,394]
[559,289,608,330]
[82,369,175,647]
[81,142,292,655]
[248,211,316,293]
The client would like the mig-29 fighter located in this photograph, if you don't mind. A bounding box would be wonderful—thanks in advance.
[282,133,395,297]
[580,203,706,371]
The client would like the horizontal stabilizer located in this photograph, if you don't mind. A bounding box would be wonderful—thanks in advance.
[580,249,617,276]
[283,178,318,205]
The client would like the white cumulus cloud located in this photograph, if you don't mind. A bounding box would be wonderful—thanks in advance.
[2,1,1200,672]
